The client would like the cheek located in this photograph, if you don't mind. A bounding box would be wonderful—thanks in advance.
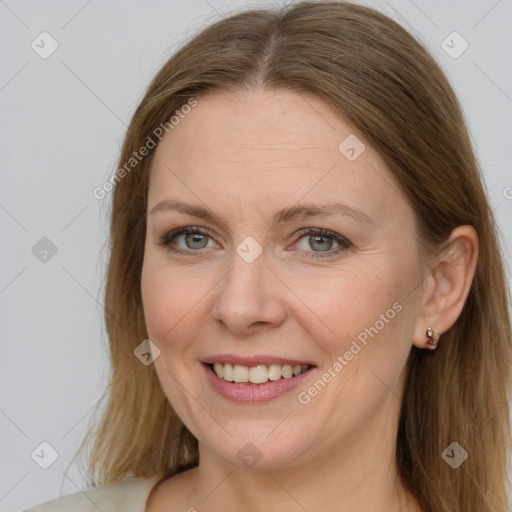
[303,257,417,390]
[141,253,214,357]
[141,257,210,432]
[141,256,186,346]
[298,264,406,345]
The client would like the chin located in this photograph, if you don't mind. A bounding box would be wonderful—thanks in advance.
[197,427,315,470]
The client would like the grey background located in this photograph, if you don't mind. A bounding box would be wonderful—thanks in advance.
[1,0,511,510]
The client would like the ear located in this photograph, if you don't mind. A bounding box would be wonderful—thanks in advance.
[412,225,478,350]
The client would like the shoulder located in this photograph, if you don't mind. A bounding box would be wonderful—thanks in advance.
[23,474,165,512]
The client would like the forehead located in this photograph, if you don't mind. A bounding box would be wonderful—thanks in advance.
[148,88,408,224]
[156,88,359,160]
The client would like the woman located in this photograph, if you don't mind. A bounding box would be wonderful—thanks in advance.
[25,1,512,511]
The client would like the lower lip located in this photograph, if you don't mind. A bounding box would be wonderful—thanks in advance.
[202,363,314,403]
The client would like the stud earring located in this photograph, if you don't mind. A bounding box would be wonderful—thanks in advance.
[426,326,440,349]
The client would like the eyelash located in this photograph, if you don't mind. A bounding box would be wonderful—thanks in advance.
[157,226,351,260]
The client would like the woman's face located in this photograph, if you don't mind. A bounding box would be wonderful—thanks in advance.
[141,88,427,470]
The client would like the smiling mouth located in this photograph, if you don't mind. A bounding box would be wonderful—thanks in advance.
[207,362,311,385]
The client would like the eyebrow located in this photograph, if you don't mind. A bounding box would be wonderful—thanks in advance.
[149,200,374,227]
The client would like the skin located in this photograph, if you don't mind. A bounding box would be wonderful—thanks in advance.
[141,88,478,512]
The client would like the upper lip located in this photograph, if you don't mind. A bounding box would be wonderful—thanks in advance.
[202,354,315,367]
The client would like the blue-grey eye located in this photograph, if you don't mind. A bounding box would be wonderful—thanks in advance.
[296,233,338,252]
[179,232,211,249]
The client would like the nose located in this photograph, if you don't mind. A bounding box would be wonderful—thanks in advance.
[210,241,287,336]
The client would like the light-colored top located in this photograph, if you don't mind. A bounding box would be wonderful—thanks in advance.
[23,474,164,512]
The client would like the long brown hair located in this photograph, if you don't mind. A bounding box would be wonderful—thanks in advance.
[80,2,512,510]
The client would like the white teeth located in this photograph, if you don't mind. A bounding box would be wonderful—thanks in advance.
[223,363,234,382]
[268,364,282,381]
[249,365,268,384]
[213,363,224,378]
[211,362,309,384]
[281,365,293,379]
[233,364,249,382]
